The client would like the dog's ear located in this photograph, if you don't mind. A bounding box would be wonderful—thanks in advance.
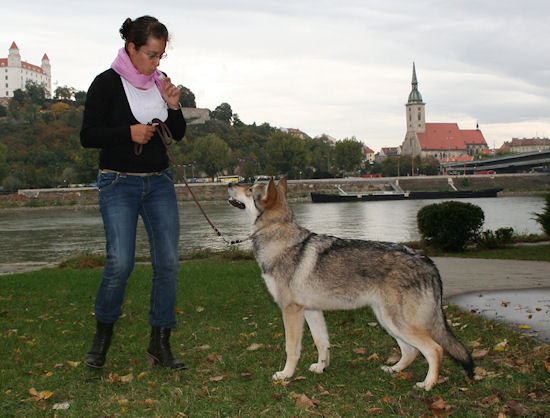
[264,177,279,207]
[277,177,288,195]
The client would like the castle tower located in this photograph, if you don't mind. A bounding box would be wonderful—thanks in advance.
[7,41,21,67]
[41,53,52,97]
[405,62,425,134]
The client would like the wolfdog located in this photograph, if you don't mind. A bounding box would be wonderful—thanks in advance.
[228,178,474,390]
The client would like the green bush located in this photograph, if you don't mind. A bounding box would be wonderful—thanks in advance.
[477,227,514,249]
[533,193,550,236]
[417,201,485,251]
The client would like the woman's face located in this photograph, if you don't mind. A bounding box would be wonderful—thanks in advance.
[128,37,167,76]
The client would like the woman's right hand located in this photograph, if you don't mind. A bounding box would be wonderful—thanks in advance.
[130,124,156,144]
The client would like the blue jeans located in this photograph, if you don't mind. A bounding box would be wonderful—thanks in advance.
[94,170,180,328]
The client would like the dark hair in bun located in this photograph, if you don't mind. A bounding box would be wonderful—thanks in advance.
[119,16,169,49]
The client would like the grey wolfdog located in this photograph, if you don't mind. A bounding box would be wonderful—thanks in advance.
[228,178,474,391]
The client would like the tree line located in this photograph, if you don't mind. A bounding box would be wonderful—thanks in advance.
[0,80,444,191]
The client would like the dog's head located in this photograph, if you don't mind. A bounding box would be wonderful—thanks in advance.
[228,177,291,225]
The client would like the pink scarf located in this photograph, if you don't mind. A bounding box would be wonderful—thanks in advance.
[111,47,163,93]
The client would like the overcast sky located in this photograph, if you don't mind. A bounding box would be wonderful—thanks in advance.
[3,0,549,151]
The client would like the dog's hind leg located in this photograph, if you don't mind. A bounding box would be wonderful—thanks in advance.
[381,337,418,373]
[273,303,305,381]
[304,309,330,374]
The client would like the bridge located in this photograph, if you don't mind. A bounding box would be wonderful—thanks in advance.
[442,150,550,174]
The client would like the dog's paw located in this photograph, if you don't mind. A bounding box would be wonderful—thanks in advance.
[415,381,434,391]
[272,371,290,381]
[308,363,325,374]
[381,365,395,373]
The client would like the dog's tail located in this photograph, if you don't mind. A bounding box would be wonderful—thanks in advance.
[430,298,475,378]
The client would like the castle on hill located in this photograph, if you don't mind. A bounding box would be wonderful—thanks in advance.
[0,42,51,101]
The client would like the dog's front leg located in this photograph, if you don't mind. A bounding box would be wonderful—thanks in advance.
[304,309,330,374]
[273,303,305,381]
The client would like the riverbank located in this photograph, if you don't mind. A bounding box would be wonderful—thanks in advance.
[1,173,549,207]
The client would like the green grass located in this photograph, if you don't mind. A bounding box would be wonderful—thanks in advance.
[1,258,549,416]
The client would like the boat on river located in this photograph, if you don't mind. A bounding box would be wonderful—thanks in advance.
[310,181,502,203]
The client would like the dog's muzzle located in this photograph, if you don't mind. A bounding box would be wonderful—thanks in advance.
[228,198,245,210]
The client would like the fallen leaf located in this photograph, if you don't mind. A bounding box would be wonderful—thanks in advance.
[501,301,510,307]
[353,347,366,355]
[52,401,70,410]
[367,353,379,361]
[493,339,508,351]
[119,373,133,383]
[472,348,489,359]
[66,361,80,368]
[545,358,550,373]
[137,372,147,381]
[196,306,205,312]
[207,353,222,362]
[367,322,378,327]
[292,393,314,410]
[246,343,263,351]
[209,374,228,382]
[518,324,531,329]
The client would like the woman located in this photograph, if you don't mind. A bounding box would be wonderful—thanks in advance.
[80,16,186,370]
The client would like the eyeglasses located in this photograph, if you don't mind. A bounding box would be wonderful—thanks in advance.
[139,49,167,61]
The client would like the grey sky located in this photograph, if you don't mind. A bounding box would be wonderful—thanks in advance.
[3,0,549,150]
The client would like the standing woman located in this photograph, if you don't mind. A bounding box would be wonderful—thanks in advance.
[80,16,186,370]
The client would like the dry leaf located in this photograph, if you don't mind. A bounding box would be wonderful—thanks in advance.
[472,349,489,359]
[518,324,532,329]
[137,371,147,381]
[493,340,508,351]
[209,374,228,382]
[119,373,133,383]
[247,343,263,351]
[66,361,80,368]
[367,353,379,361]
[353,347,366,355]
[293,393,314,409]
[207,353,222,362]
[52,401,70,410]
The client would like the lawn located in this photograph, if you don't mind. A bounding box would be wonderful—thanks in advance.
[1,255,549,416]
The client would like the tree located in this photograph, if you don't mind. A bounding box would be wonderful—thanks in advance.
[177,85,196,108]
[191,134,233,178]
[211,103,233,124]
[0,142,8,181]
[74,91,87,106]
[307,135,334,178]
[334,137,363,174]
[24,80,48,106]
[54,85,75,101]
[264,131,311,179]
[0,104,7,117]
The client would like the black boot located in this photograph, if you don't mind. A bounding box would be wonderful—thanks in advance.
[147,327,185,370]
[85,321,113,369]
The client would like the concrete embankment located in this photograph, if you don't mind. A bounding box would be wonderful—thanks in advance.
[1,173,549,207]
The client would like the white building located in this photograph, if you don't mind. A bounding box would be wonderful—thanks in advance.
[0,42,51,99]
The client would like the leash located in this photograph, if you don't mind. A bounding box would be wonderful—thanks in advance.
[137,118,250,245]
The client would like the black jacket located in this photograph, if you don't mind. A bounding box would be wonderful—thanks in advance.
[80,69,186,173]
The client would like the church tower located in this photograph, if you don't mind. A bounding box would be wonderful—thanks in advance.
[405,62,425,134]
[41,53,52,97]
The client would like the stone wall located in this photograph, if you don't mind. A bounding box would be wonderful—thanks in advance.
[1,173,549,207]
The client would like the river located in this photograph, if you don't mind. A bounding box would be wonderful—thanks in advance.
[0,195,545,265]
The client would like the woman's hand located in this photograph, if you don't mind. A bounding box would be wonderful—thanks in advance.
[161,77,181,109]
[130,124,156,144]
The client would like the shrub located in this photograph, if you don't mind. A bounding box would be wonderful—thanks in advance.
[533,193,550,236]
[417,201,485,251]
[477,227,514,249]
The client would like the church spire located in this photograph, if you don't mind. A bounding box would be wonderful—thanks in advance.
[407,62,424,104]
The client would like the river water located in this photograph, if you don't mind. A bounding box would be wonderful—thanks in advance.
[0,195,545,265]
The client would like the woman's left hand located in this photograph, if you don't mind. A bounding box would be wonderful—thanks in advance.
[161,77,181,109]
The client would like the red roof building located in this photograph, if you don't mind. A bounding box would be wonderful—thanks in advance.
[499,137,550,153]
[401,64,487,161]
[1,42,51,99]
